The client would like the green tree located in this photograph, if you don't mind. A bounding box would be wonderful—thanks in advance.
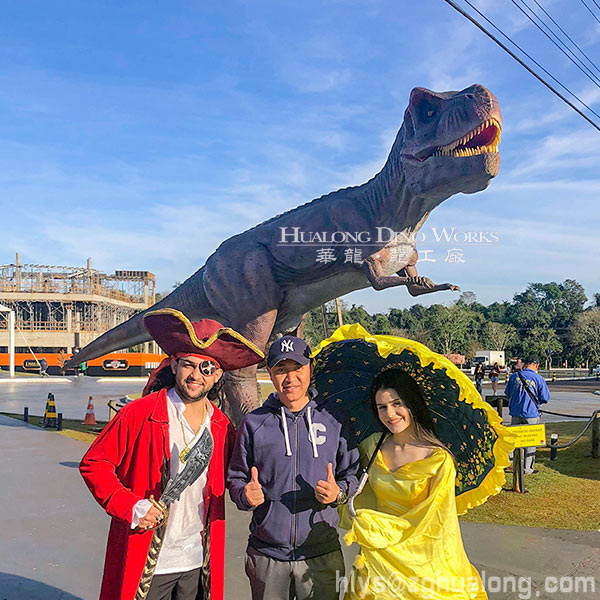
[458,291,477,306]
[483,322,517,351]
[346,304,374,331]
[302,308,327,348]
[425,304,470,355]
[560,279,587,316]
[373,314,392,334]
[483,301,510,323]
[569,309,600,366]
[509,280,586,331]
[521,327,562,369]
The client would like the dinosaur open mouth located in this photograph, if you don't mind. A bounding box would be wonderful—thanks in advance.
[413,118,501,161]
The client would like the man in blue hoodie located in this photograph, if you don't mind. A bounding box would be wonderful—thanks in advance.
[505,356,550,474]
[227,335,360,600]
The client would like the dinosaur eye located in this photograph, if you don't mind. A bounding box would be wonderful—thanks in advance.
[418,101,436,121]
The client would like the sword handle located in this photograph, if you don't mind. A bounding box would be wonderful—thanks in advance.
[148,495,167,528]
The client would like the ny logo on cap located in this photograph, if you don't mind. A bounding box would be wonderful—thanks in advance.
[281,339,295,353]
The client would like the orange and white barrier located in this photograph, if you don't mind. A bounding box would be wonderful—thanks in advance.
[83,396,97,425]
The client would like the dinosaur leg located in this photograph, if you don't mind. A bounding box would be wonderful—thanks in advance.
[221,309,278,427]
[399,265,461,297]
[293,313,308,339]
[362,256,459,295]
[361,256,417,291]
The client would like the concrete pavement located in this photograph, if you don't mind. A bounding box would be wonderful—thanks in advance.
[1,413,598,600]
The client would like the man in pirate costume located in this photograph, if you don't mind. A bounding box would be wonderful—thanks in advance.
[80,309,264,600]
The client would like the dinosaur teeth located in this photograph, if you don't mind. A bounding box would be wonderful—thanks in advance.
[432,118,501,159]
[432,143,499,158]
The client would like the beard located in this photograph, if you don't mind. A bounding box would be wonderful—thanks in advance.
[175,377,212,403]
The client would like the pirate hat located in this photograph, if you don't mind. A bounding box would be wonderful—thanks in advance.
[142,308,264,395]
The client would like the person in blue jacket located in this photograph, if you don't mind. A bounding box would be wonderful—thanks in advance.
[227,335,360,600]
[505,356,550,474]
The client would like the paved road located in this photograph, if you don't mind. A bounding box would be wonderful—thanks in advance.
[482,379,600,426]
[1,414,598,600]
[0,376,146,422]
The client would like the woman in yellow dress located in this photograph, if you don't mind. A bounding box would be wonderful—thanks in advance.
[344,368,488,600]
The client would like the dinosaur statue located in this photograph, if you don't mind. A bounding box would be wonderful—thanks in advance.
[66,84,502,424]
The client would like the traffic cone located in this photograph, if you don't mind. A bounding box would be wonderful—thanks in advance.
[42,393,57,428]
[83,396,97,425]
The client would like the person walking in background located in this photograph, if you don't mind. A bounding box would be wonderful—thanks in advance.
[227,335,360,600]
[489,362,500,395]
[505,356,550,474]
[39,357,48,377]
[474,362,485,395]
[511,358,523,373]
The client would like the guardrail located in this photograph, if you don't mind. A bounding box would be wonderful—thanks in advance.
[486,395,600,462]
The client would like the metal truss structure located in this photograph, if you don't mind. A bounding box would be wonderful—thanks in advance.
[0,254,156,352]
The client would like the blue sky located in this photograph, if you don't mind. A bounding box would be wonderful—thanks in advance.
[1,0,598,313]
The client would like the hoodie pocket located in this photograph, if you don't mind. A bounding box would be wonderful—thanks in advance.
[251,499,291,548]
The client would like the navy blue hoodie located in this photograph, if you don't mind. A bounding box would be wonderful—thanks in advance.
[227,389,360,561]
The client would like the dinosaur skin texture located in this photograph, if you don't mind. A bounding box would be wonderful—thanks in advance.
[66,84,502,425]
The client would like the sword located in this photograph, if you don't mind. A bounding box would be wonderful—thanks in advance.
[136,427,214,600]
[149,427,214,523]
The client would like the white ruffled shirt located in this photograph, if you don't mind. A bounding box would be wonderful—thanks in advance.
[131,387,213,575]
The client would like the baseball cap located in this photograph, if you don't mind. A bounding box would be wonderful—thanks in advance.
[523,356,539,366]
[267,336,312,368]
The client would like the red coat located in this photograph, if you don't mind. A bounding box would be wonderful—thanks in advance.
[80,388,234,600]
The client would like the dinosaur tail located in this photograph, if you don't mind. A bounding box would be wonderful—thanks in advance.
[65,267,219,367]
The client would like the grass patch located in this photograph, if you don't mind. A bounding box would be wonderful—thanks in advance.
[260,382,275,402]
[0,370,45,378]
[460,421,600,530]
[1,412,107,440]
[58,429,99,444]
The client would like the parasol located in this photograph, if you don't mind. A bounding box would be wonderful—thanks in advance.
[311,323,515,514]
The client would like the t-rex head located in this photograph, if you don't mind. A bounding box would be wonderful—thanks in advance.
[393,84,502,204]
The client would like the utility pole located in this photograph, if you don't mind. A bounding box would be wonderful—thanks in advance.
[320,298,344,338]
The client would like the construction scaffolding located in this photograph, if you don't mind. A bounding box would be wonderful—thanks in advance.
[0,253,156,352]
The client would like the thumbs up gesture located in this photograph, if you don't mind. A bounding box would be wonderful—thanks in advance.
[244,466,265,507]
[315,462,340,504]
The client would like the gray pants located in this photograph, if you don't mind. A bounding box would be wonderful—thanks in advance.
[147,567,202,600]
[245,545,344,600]
[511,416,540,474]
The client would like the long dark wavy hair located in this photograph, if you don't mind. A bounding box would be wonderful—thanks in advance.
[369,368,448,454]
[145,362,225,405]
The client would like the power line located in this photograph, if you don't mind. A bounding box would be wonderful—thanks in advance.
[462,0,600,120]
[441,0,600,132]
[529,0,600,79]
[512,0,600,89]
[579,0,600,25]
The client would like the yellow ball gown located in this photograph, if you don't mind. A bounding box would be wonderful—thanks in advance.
[343,435,487,600]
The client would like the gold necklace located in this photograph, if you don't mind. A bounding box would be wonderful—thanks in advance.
[179,416,192,463]
[178,404,206,463]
